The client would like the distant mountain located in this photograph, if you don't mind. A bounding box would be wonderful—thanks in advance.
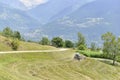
[0,0,120,43]
[0,0,96,41]
[28,0,95,24]
[40,0,120,45]
[0,0,27,10]
[0,3,42,40]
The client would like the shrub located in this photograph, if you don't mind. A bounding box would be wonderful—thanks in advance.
[11,39,19,50]
[78,45,86,50]
[78,50,103,58]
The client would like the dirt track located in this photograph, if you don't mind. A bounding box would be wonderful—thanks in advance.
[0,48,68,54]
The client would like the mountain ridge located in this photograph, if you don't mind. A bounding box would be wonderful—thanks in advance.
[0,0,120,43]
[38,0,120,45]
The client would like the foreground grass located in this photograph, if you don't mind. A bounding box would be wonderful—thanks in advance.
[0,50,120,80]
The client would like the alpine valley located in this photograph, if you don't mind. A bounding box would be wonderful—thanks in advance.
[0,0,120,44]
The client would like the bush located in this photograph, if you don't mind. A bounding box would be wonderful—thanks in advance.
[78,45,86,50]
[11,39,19,50]
[78,50,104,58]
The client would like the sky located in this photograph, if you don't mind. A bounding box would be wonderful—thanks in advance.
[0,0,95,10]
[19,0,49,9]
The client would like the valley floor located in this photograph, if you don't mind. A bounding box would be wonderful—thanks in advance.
[0,50,120,80]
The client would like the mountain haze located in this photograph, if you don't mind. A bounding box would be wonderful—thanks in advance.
[0,0,27,10]
[28,0,95,24]
[39,0,120,44]
[0,0,120,43]
[0,2,42,40]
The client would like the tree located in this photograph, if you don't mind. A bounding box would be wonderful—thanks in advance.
[40,37,50,45]
[2,27,13,37]
[51,37,64,47]
[13,31,21,40]
[11,39,19,50]
[77,32,86,50]
[91,42,96,51]
[64,40,74,48]
[102,32,120,65]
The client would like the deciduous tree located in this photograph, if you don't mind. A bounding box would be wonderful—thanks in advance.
[40,37,50,45]
[102,32,120,65]
[64,40,74,48]
[77,32,86,50]
[51,37,64,47]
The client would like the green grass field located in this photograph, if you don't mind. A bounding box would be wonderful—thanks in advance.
[0,50,120,80]
[0,35,120,80]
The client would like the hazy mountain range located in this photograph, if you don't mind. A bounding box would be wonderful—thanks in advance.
[0,0,120,44]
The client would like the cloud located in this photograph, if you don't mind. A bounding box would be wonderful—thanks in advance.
[19,0,48,9]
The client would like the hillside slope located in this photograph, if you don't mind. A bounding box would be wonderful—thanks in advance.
[0,35,56,51]
[0,50,119,80]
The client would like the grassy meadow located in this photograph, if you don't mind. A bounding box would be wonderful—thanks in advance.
[0,35,120,80]
[0,50,120,80]
[0,35,56,51]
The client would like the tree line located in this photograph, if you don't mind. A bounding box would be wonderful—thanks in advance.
[39,36,74,48]
[39,32,88,49]
[40,32,120,65]
[2,27,21,40]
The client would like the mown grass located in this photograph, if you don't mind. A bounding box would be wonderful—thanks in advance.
[0,50,120,80]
